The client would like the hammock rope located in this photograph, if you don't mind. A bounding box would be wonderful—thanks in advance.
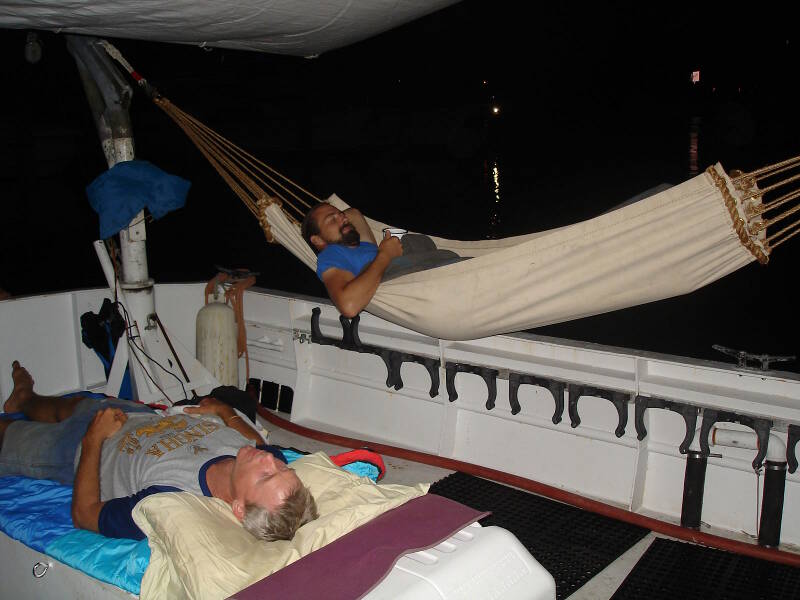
[732,157,800,248]
[98,39,800,263]
[155,96,321,238]
[99,40,319,241]
[160,98,318,216]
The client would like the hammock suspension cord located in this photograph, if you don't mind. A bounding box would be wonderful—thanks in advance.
[98,40,320,243]
[732,155,800,250]
[98,40,800,256]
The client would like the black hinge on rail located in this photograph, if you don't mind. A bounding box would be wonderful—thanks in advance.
[508,372,566,423]
[634,395,699,454]
[445,362,499,410]
[568,384,631,438]
[310,307,440,397]
[699,409,773,470]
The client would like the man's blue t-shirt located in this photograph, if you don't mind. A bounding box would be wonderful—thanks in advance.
[316,242,378,280]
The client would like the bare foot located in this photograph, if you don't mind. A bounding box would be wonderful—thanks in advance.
[4,361,34,413]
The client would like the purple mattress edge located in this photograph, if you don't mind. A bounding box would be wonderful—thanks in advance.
[229,493,489,600]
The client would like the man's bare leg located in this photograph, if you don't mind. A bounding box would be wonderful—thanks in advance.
[4,361,84,422]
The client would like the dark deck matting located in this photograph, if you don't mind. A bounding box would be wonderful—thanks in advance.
[612,537,800,600]
[429,471,650,599]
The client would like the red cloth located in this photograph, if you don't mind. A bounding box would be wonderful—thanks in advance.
[330,449,387,481]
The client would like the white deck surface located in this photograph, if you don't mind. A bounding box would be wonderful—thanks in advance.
[263,416,454,487]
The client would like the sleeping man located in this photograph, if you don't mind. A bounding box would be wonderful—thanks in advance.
[301,203,464,318]
[0,361,317,541]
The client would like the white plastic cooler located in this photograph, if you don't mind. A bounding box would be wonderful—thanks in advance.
[365,522,556,600]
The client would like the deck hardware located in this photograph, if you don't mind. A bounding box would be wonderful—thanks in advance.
[759,460,788,547]
[292,330,310,344]
[310,308,440,397]
[311,309,395,386]
[785,424,800,473]
[568,385,631,437]
[508,372,565,422]
[32,561,51,578]
[712,344,796,371]
[445,362,499,409]
[634,396,699,453]
[698,409,773,470]
[389,352,441,397]
[681,451,708,529]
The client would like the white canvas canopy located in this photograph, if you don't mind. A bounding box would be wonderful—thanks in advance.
[0,0,458,56]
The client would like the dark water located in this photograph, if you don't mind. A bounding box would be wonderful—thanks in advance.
[1,4,799,368]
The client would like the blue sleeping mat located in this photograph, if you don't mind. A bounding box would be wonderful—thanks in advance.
[0,476,150,594]
[0,452,380,594]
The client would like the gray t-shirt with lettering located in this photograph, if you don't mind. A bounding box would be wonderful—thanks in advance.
[99,412,251,499]
[88,412,255,539]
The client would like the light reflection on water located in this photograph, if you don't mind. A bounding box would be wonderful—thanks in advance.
[480,118,706,239]
[688,117,701,177]
[487,158,501,238]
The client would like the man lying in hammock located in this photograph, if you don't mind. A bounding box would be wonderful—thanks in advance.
[0,361,318,541]
[301,203,463,317]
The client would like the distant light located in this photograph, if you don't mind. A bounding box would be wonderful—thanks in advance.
[691,70,700,84]
[24,32,42,64]
[482,80,488,85]
[492,106,500,115]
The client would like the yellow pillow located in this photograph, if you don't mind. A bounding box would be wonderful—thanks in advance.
[133,452,429,600]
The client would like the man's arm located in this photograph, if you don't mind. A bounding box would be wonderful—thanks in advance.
[322,234,402,318]
[183,397,263,443]
[343,208,377,245]
[72,407,127,532]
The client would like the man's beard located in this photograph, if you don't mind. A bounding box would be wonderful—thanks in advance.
[340,226,360,246]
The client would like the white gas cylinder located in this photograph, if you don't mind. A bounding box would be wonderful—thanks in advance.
[196,291,238,386]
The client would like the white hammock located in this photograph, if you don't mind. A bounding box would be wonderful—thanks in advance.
[264,165,767,339]
[97,40,796,341]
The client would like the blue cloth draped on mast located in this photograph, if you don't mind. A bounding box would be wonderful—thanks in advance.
[86,160,191,239]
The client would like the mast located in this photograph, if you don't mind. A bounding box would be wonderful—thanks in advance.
[65,35,218,403]
[66,35,154,335]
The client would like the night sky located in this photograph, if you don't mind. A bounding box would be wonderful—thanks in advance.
[1,2,798,368]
